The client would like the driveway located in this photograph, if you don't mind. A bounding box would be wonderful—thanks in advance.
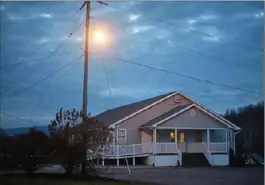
[106,166,264,185]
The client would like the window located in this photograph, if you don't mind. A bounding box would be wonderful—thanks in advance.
[117,129,127,144]
[174,95,182,103]
[179,132,185,143]
[170,132,175,142]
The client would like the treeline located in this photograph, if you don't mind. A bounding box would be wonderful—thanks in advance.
[223,101,264,156]
[0,128,54,172]
[0,108,111,175]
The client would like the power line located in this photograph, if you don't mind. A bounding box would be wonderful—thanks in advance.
[91,16,260,73]
[100,59,112,98]
[2,7,86,125]
[3,54,84,100]
[30,57,62,124]
[4,5,84,79]
[1,112,42,126]
[39,97,55,121]
[3,38,70,94]
[3,14,86,94]
[113,56,263,95]
[139,32,261,73]
[105,3,264,52]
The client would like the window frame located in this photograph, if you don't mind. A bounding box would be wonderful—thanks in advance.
[117,128,127,144]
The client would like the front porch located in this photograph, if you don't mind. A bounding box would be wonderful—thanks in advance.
[143,127,231,166]
[150,128,230,154]
[98,139,229,166]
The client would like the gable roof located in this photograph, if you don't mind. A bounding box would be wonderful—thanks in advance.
[175,91,241,130]
[95,90,241,131]
[139,104,192,128]
[152,103,239,130]
[94,91,175,127]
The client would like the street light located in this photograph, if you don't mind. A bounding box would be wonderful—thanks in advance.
[94,31,106,45]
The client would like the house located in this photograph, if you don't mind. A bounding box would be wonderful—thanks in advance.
[93,91,241,167]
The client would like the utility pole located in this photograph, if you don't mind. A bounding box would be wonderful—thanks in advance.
[80,1,90,174]
[81,0,107,117]
[81,1,90,117]
[80,0,107,174]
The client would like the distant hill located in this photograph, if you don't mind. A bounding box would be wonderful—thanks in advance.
[4,126,49,136]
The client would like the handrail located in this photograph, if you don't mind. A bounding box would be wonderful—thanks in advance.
[177,147,182,166]
[202,142,211,165]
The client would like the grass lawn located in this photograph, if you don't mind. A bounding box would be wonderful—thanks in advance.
[0,174,158,185]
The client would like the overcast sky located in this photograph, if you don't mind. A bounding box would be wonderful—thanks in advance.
[0,1,264,128]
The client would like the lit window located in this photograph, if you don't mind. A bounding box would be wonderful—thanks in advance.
[170,132,175,142]
[180,132,185,143]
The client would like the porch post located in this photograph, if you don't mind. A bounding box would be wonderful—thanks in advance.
[226,129,229,154]
[233,131,236,156]
[175,129,178,152]
[207,129,210,149]
[153,128,157,154]
[115,125,119,144]
[153,128,156,166]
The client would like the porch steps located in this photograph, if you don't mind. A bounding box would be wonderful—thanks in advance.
[182,153,210,167]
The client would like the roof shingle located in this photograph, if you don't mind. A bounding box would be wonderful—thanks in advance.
[94,91,175,127]
[140,104,192,128]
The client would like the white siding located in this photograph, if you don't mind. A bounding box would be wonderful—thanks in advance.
[155,155,178,166]
[211,154,229,166]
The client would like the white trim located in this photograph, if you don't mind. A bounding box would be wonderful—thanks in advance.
[118,128,127,143]
[153,104,194,127]
[108,90,241,131]
[153,104,234,129]
[176,91,241,130]
[207,129,210,149]
[109,91,178,128]
[233,131,236,156]
[156,127,228,130]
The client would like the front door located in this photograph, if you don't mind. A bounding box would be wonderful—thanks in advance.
[178,131,186,152]
[178,131,203,153]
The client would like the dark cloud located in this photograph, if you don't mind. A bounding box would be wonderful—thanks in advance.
[1,1,263,128]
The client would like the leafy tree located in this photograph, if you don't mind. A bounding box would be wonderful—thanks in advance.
[48,108,112,175]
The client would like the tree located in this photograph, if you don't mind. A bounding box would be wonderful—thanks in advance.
[224,101,264,158]
[14,128,50,173]
[48,108,112,175]
[0,128,51,172]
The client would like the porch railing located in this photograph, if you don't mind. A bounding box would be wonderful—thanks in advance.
[177,147,182,166]
[92,142,228,159]
[156,143,177,153]
[102,143,154,157]
[209,142,228,153]
[202,142,211,164]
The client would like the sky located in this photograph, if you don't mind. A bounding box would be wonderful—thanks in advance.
[0,1,264,129]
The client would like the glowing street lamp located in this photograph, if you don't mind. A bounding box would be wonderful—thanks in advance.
[94,31,106,45]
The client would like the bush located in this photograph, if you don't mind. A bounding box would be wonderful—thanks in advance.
[230,155,245,166]
[0,128,52,173]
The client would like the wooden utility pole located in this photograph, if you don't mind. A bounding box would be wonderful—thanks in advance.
[81,1,90,116]
[81,1,107,117]
[80,1,90,173]
[80,0,107,173]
